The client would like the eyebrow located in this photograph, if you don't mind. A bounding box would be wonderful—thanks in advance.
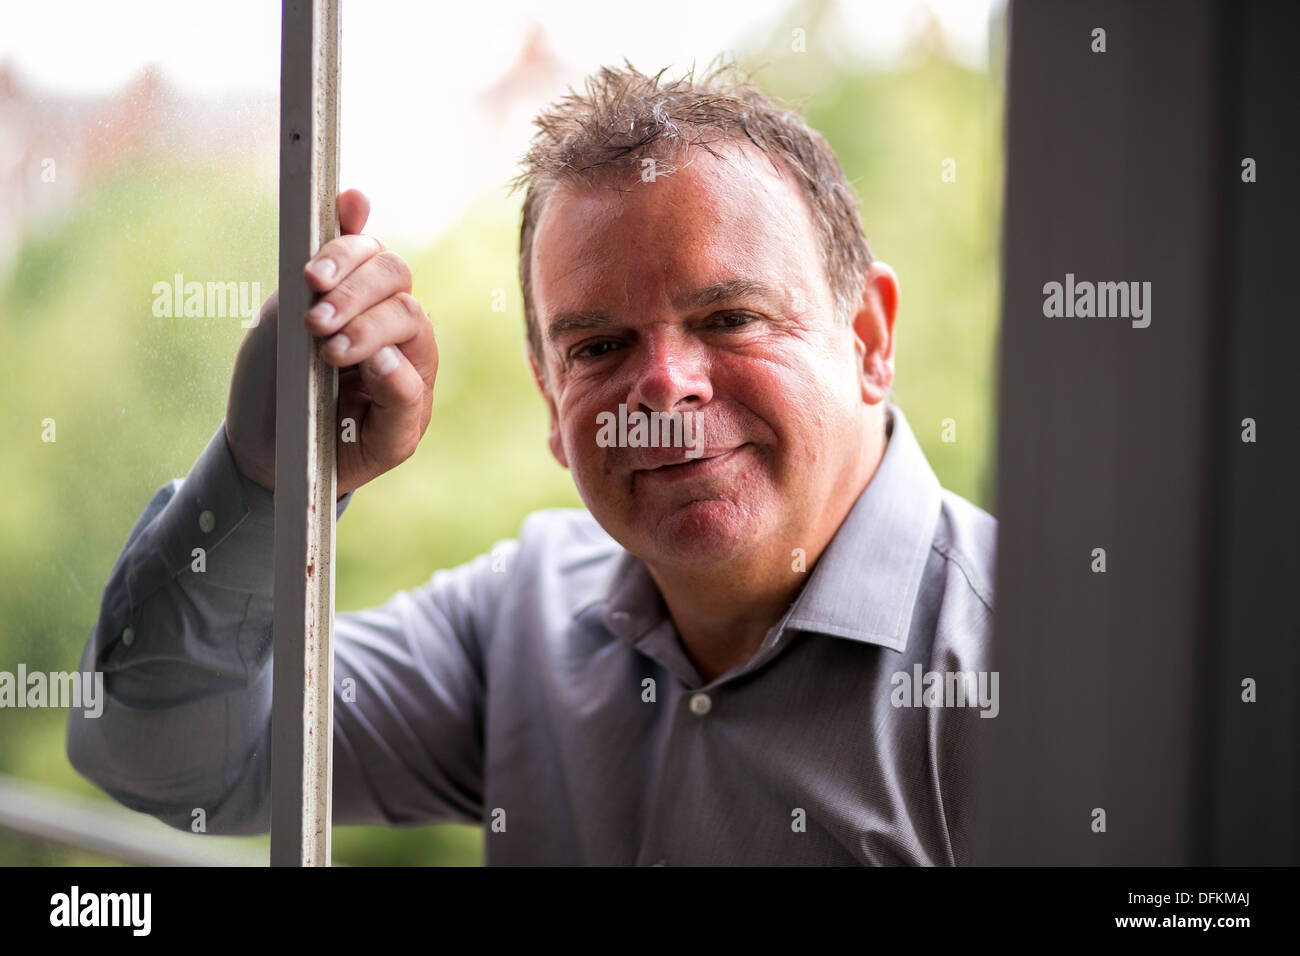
[680,278,782,310]
[545,278,783,343]
[545,311,617,343]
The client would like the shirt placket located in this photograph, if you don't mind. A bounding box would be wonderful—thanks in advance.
[628,616,796,866]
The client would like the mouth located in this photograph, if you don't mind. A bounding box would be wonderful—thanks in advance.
[631,444,748,482]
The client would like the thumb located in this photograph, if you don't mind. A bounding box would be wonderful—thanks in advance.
[338,188,371,236]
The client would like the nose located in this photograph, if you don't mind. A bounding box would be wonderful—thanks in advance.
[624,326,714,414]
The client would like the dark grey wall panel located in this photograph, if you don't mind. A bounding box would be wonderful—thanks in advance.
[976,0,1297,865]
[1209,0,1300,866]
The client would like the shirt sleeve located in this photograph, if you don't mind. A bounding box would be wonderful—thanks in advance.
[65,422,488,836]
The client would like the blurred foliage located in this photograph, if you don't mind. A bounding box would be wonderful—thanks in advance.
[0,3,1002,866]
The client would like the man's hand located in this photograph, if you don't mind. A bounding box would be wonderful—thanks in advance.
[225,189,438,497]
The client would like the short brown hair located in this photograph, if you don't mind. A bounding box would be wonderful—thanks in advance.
[511,60,874,366]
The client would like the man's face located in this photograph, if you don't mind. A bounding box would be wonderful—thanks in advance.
[529,143,887,569]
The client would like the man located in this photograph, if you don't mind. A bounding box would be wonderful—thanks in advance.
[67,63,996,865]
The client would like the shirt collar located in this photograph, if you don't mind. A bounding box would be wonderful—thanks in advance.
[780,403,941,652]
[574,403,942,654]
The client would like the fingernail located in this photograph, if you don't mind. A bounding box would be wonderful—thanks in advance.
[324,334,350,358]
[306,301,335,324]
[310,257,337,279]
[371,345,399,376]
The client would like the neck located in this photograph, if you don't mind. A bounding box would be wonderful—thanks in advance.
[647,543,805,683]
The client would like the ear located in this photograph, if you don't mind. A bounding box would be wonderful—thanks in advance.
[528,349,569,470]
[850,261,899,405]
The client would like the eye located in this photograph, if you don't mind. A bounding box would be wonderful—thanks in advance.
[712,311,757,329]
[572,340,622,360]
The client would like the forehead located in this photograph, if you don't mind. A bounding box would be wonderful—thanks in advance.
[529,143,823,311]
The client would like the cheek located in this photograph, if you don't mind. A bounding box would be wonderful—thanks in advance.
[745,362,855,463]
[556,397,606,471]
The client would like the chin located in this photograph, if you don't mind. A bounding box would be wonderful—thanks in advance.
[635,497,768,566]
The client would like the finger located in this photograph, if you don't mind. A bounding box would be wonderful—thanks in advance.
[305,251,412,334]
[338,189,370,235]
[303,233,387,294]
[318,292,428,368]
[357,345,430,468]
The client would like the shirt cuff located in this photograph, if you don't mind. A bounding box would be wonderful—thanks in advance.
[139,423,353,599]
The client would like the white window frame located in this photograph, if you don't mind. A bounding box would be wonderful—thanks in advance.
[271,0,341,867]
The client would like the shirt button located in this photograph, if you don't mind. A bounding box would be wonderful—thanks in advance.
[198,510,216,533]
[121,627,135,647]
[688,692,712,716]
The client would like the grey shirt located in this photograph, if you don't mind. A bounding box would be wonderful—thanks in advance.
[66,403,997,866]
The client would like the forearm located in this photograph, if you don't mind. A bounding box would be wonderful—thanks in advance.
[65,423,349,835]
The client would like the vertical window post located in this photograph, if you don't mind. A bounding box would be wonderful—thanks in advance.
[272,0,340,867]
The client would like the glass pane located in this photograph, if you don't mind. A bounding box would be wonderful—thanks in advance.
[330,0,1006,865]
[1,0,1005,868]
[0,0,280,865]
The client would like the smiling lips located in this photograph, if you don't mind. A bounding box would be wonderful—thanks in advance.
[630,445,746,480]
